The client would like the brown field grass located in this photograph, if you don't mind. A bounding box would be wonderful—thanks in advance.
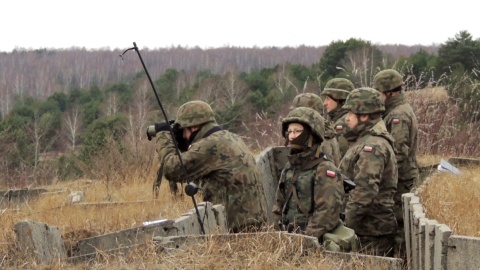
[417,165,480,237]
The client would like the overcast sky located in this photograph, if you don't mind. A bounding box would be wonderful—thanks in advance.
[2,0,478,52]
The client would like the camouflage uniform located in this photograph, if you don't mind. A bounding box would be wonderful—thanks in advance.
[374,69,419,257]
[156,101,267,232]
[339,88,398,257]
[290,93,341,165]
[321,78,355,159]
[373,69,419,222]
[272,107,344,240]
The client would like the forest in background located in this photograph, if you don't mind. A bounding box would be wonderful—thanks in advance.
[0,31,479,187]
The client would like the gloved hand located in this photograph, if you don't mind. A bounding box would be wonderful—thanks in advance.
[172,123,189,151]
[146,120,175,141]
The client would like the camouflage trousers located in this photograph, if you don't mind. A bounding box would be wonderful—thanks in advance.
[357,234,396,257]
[393,179,414,223]
[394,221,407,261]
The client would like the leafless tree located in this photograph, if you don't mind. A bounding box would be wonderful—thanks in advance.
[65,106,81,151]
[220,72,248,108]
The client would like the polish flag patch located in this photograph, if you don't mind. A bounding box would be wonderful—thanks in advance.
[326,170,336,177]
[392,118,400,124]
[335,125,344,131]
[363,146,373,152]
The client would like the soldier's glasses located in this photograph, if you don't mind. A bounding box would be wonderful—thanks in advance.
[285,129,303,136]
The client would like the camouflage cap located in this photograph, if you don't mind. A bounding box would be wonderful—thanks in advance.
[373,69,403,93]
[175,100,216,128]
[282,107,325,141]
[321,78,355,100]
[290,93,323,113]
[342,87,385,114]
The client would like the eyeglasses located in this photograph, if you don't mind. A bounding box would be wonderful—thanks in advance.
[285,129,304,136]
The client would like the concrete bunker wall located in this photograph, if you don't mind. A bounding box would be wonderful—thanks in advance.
[403,157,480,270]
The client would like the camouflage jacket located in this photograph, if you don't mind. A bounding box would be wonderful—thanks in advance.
[327,107,351,160]
[384,94,419,182]
[339,119,398,236]
[272,144,344,239]
[320,119,341,166]
[156,122,267,232]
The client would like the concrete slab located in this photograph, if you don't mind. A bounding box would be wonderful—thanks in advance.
[424,219,438,270]
[411,203,425,270]
[197,202,219,234]
[402,193,415,267]
[255,146,289,224]
[14,220,67,263]
[418,217,428,270]
[1,189,47,209]
[75,219,176,256]
[212,204,227,233]
[447,157,480,167]
[434,224,452,270]
[446,235,480,270]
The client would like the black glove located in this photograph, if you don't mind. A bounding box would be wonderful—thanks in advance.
[146,120,175,141]
[172,123,189,151]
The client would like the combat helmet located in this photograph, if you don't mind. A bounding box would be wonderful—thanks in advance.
[282,107,325,141]
[175,100,216,128]
[342,87,385,114]
[321,78,355,100]
[373,69,403,92]
[290,93,323,113]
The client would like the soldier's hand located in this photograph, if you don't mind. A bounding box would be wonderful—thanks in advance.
[172,123,189,151]
[146,120,175,141]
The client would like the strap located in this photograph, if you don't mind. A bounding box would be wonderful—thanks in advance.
[291,185,311,217]
[284,170,311,217]
[203,126,223,138]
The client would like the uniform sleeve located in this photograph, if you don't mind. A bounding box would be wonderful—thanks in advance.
[386,115,410,165]
[156,131,216,181]
[305,164,343,239]
[344,143,386,230]
[272,168,287,218]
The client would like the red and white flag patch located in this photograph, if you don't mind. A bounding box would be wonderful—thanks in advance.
[363,146,373,152]
[392,118,400,124]
[335,125,344,131]
[326,170,336,177]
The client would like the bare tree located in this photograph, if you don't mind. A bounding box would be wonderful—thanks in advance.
[220,72,248,108]
[105,92,120,116]
[127,81,152,152]
[65,106,81,151]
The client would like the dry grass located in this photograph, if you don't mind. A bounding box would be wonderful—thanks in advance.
[0,174,195,268]
[2,234,399,270]
[418,166,480,237]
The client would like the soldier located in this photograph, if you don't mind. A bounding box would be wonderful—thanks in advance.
[373,69,419,255]
[321,78,355,159]
[153,100,268,232]
[272,107,346,248]
[339,88,398,257]
[290,93,341,165]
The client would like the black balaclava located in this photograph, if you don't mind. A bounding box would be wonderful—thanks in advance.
[285,123,316,154]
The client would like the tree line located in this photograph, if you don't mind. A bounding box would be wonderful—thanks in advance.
[0,31,478,187]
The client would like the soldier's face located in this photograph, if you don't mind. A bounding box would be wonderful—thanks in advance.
[287,123,304,141]
[346,111,359,129]
[380,92,387,102]
[183,126,200,140]
[323,96,338,113]
[183,128,193,140]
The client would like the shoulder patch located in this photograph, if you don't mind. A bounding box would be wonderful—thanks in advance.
[335,125,344,131]
[392,118,400,124]
[363,146,373,152]
[326,170,336,177]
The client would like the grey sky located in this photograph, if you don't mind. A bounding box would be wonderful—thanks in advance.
[2,0,478,52]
